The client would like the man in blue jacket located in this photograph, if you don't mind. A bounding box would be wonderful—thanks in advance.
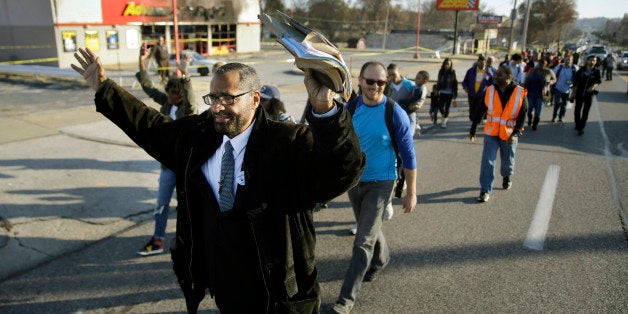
[462,55,494,121]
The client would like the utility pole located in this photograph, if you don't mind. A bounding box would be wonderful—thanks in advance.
[452,10,459,55]
[173,0,180,70]
[383,3,390,50]
[521,0,532,53]
[414,0,421,58]
[507,0,517,55]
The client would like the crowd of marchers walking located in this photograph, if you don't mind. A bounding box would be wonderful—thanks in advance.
[69,43,607,314]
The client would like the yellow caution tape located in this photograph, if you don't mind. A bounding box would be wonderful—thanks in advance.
[0,58,58,65]
[0,45,56,50]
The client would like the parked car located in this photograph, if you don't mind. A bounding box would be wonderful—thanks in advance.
[617,51,628,70]
[169,50,219,76]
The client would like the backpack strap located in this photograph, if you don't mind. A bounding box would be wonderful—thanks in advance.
[556,64,563,80]
[384,97,399,158]
[384,97,406,198]
[346,97,359,116]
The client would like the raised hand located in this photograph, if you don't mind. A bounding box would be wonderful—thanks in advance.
[178,53,191,76]
[304,69,334,114]
[71,48,107,91]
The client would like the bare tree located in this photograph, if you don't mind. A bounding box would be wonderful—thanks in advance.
[261,0,285,13]
[518,0,578,50]
[307,0,351,42]
[602,14,628,46]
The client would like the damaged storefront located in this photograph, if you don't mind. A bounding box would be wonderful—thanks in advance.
[0,0,261,68]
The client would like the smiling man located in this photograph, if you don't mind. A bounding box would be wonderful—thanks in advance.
[71,48,365,313]
[333,61,417,314]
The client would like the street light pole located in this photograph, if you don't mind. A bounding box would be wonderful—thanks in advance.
[414,0,421,58]
[521,0,531,53]
[507,0,517,55]
[382,3,390,50]
[173,0,180,71]
[453,10,459,55]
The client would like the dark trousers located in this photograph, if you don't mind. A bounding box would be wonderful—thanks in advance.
[606,67,613,80]
[439,94,454,118]
[468,96,483,121]
[552,91,569,120]
[158,59,170,81]
[574,94,593,131]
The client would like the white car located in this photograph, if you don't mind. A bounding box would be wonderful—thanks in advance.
[169,50,220,76]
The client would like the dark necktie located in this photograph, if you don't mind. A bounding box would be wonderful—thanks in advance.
[219,141,235,212]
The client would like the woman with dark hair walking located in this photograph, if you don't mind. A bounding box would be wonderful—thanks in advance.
[570,55,601,135]
[435,58,458,128]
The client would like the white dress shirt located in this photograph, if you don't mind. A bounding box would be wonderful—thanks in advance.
[202,121,254,201]
[201,105,338,202]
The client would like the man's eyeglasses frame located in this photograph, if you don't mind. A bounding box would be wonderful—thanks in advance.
[202,90,253,106]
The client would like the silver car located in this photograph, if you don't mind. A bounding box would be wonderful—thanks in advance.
[169,50,220,76]
[617,51,628,70]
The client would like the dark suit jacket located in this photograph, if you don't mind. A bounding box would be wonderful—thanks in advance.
[94,79,365,313]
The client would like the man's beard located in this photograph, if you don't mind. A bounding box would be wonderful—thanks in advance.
[213,108,253,138]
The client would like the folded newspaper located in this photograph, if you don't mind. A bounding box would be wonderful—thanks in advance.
[259,11,352,101]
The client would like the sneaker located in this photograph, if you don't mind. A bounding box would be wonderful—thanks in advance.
[502,176,512,190]
[349,224,358,235]
[332,302,353,314]
[578,130,584,136]
[551,118,556,123]
[138,237,164,256]
[383,203,394,221]
[363,268,380,282]
[477,192,490,203]
[441,118,448,128]
[558,118,563,123]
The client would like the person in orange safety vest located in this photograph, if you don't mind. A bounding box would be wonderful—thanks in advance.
[470,65,528,203]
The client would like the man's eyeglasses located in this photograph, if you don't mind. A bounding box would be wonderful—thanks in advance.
[363,78,387,87]
[202,90,253,106]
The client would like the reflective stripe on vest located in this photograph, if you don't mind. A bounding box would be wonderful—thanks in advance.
[484,85,525,140]
[486,86,496,135]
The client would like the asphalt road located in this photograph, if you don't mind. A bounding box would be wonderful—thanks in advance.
[0,49,626,313]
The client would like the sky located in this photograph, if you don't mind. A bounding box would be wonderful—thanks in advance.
[481,0,628,19]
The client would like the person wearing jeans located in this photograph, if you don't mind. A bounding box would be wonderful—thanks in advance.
[552,56,577,123]
[479,135,517,196]
[523,58,555,130]
[470,65,527,203]
[152,167,176,244]
[135,48,196,256]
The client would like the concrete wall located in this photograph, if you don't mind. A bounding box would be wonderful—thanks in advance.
[236,23,260,53]
[365,33,451,52]
[0,0,57,65]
